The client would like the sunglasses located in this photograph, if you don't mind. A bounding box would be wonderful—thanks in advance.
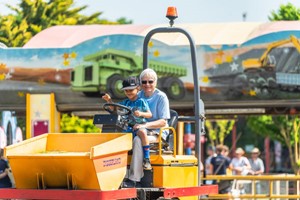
[141,80,154,84]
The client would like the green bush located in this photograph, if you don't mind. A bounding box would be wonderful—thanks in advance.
[60,114,100,133]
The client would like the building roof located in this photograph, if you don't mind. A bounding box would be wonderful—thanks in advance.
[23,21,300,48]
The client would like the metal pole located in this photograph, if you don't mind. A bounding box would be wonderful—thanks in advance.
[184,122,192,155]
[142,27,203,186]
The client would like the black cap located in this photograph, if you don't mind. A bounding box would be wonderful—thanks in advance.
[121,76,139,90]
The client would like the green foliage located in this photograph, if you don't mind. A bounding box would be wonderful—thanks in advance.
[205,120,235,147]
[247,115,299,145]
[0,0,132,47]
[252,2,300,173]
[0,15,32,47]
[60,113,100,133]
[247,115,300,173]
[269,2,300,21]
[116,17,133,24]
[247,115,283,142]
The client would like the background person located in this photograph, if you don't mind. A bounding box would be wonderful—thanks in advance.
[205,145,216,184]
[122,69,170,188]
[221,145,230,158]
[230,147,251,175]
[249,147,265,175]
[210,145,231,194]
[221,145,232,175]
[229,147,251,194]
[249,147,265,194]
[0,148,12,188]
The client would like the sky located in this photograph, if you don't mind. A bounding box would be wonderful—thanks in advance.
[0,0,300,25]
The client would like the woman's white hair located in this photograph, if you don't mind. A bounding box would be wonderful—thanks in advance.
[139,68,158,82]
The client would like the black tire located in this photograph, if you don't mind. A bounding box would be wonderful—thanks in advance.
[234,74,248,95]
[234,74,248,90]
[157,77,168,89]
[161,77,185,100]
[107,74,126,99]
[224,74,248,99]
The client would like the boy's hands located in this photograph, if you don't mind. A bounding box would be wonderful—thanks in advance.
[134,110,142,117]
[102,93,112,103]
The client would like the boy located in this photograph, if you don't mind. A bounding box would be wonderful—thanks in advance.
[102,76,153,170]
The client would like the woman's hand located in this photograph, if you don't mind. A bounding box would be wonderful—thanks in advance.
[133,123,146,130]
[234,166,243,172]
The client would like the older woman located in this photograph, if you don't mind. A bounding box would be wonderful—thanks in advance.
[123,68,170,188]
[230,147,251,175]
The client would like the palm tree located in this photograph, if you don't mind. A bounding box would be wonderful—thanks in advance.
[0,0,131,47]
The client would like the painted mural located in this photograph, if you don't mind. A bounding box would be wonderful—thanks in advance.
[201,31,300,101]
[1,27,300,108]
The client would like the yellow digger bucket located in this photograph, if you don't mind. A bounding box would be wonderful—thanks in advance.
[4,133,132,191]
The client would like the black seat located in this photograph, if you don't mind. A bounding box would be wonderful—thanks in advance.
[165,109,178,150]
[168,109,178,129]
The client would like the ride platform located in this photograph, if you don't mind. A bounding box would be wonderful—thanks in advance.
[0,185,218,200]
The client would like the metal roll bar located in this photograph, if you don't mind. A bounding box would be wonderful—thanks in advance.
[142,26,204,186]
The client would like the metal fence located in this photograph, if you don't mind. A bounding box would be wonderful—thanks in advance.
[202,174,300,199]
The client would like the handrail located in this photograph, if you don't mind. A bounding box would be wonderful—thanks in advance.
[158,127,177,157]
[203,174,300,180]
[202,174,300,199]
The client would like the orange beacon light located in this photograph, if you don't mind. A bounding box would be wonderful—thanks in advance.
[166,7,178,27]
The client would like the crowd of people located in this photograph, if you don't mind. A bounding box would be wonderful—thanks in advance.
[205,145,265,194]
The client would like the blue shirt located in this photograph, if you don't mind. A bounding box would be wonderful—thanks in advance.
[138,89,170,140]
[210,154,230,175]
[119,97,150,125]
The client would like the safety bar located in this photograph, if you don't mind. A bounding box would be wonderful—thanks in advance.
[158,127,177,157]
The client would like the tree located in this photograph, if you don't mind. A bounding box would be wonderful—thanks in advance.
[205,119,235,147]
[0,0,132,47]
[263,2,300,174]
[269,2,300,21]
[247,115,300,173]
[0,15,32,47]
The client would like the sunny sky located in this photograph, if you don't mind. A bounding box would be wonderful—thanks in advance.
[1,0,300,25]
